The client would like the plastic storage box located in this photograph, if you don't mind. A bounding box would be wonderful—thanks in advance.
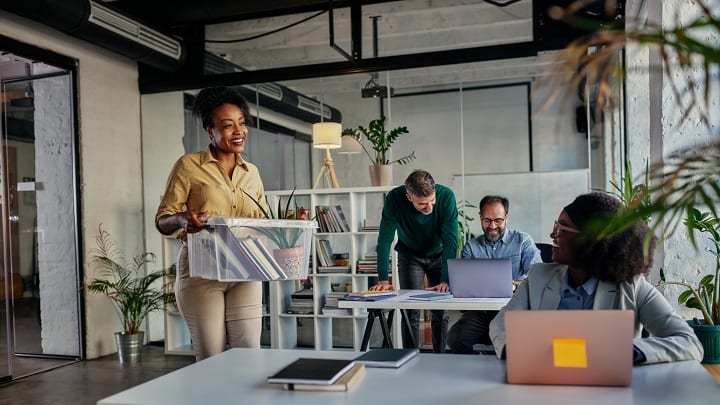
[188,217,314,281]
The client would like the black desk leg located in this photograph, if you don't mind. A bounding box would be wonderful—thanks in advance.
[360,311,376,351]
[377,310,394,348]
[400,309,418,349]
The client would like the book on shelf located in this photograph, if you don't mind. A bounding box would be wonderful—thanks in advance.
[331,205,351,232]
[405,292,454,301]
[321,307,353,316]
[316,239,334,267]
[353,348,419,368]
[317,265,351,273]
[268,358,357,386]
[282,363,365,391]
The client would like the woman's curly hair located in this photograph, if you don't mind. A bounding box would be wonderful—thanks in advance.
[192,86,252,130]
[568,192,657,283]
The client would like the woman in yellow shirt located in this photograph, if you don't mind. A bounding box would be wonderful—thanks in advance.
[156,86,267,360]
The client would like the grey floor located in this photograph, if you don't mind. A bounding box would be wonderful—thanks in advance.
[0,344,195,405]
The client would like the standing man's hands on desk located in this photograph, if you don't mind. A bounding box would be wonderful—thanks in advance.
[426,282,450,293]
[369,280,395,291]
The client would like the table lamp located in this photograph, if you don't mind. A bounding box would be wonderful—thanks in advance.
[312,122,342,188]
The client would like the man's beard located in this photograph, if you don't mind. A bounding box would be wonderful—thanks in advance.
[484,227,505,243]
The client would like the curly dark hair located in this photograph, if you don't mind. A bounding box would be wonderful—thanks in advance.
[191,86,252,130]
[568,192,657,282]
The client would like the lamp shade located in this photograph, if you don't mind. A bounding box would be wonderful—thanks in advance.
[338,135,363,154]
[312,122,342,149]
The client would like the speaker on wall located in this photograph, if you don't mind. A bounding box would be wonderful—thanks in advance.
[534,0,625,51]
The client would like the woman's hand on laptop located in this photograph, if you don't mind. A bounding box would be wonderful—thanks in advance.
[426,282,450,293]
[369,280,395,291]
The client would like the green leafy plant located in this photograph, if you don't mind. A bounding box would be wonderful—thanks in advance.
[606,159,651,225]
[343,116,416,166]
[86,224,174,335]
[659,208,720,326]
[240,189,304,248]
[457,200,477,256]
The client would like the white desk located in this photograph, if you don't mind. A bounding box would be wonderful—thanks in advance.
[98,348,719,405]
[338,290,509,349]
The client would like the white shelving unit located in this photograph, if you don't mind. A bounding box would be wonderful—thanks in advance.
[266,186,393,351]
[162,186,394,354]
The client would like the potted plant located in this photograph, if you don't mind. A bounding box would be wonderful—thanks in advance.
[343,116,416,186]
[658,208,720,363]
[86,224,174,363]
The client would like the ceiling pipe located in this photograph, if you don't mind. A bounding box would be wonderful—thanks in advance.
[0,0,185,71]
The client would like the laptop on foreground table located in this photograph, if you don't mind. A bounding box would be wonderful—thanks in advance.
[505,310,634,386]
[447,258,513,298]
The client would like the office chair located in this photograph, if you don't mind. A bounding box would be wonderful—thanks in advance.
[535,243,554,263]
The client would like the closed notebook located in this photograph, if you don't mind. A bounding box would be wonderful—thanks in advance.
[406,292,453,301]
[268,358,356,385]
[354,348,419,368]
[283,363,365,391]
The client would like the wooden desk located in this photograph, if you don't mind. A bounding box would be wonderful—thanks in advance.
[338,290,509,350]
[703,363,720,383]
[98,348,720,405]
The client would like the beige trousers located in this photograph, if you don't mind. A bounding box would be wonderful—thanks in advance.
[176,246,262,361]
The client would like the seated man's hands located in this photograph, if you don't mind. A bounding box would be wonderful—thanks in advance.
[426,281,450,293]
[369,280,394,291]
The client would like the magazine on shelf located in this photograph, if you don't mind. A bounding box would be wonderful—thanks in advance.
[268,358,356,386]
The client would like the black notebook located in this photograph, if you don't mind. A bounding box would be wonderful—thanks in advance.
[353,348,419,368]
[267,358,356,385]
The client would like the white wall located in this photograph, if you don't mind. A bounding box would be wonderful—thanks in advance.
[0,10,145,359]
[625,0,720,318]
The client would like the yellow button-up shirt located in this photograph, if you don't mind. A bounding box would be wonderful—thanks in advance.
[155,146,267,240]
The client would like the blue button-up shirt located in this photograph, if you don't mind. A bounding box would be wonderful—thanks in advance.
[461,229,542,280]
[557,272,599,310]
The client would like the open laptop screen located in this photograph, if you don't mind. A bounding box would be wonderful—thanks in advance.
[447,258,513,298]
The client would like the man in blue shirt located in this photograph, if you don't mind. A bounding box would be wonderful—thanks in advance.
[448,195,542,354]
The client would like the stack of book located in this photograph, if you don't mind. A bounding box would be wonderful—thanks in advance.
[322,292,352,315]
[287,288,314,314]
[268,358,365,392]
[315,205,351,233]
[342,290,397,301]
[360,219,380,232]
[356,252,378,274]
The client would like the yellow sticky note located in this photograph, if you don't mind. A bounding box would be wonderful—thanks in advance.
[552,338,588,368]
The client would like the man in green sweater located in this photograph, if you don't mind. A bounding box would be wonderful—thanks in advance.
[369,169,458,352]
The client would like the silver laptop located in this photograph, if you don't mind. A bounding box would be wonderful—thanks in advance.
[505,310,634,386]
[447,258,513,298]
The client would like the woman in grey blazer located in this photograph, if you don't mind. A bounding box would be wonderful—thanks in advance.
[489,192,703,364]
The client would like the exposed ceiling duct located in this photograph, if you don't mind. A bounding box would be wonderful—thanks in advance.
[0,0,185,71]
[205,52,342,124]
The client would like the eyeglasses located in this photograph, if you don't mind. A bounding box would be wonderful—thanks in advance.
[553,220,579,234]
[481,217,506,226]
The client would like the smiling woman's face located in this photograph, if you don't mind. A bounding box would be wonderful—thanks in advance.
[550,210,580,265]
[207,103,247,156]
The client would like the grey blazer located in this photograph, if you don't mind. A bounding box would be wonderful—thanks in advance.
[489,263,703,364]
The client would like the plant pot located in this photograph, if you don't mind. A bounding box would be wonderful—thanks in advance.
[688,321,720,364]
[115,331,144,363]
[369,164,392,186]
[273,246,305,279]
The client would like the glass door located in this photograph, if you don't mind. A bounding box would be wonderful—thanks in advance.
[1,69,81,377]
[0,66,10,383]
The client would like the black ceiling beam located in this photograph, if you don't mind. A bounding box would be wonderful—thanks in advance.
[139,41,539,93]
